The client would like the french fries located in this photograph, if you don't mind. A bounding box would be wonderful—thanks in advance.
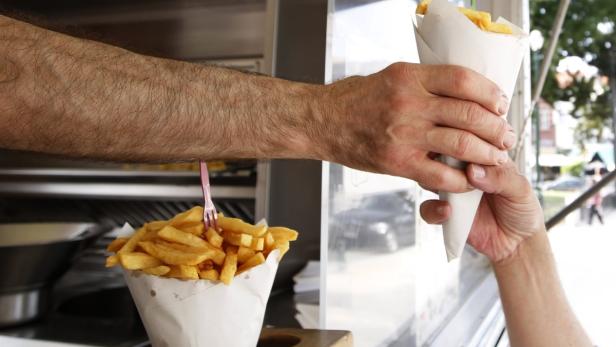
[249,237,265,251]
[107,237,128,252]
[138,241,211,265]
[117,227,147,254]
[142,265,171,276]
[219,246,238,285]
[237,253,265,275]
[170,206,204,227]
[105,254,119,268]
[237,246,256,263]
[182,223,205,236]
[205,228,224,248]
[158,225,209,248]
[218,215,267,237]
[199,268,219,281]
[268,227,298,241]
[264,232,275,252]
[105,206,298,285]
[145,220,167,232]
[416,0,513,34]
[222,230,253,248]
[119,252,162,270]
[167,265,199,280]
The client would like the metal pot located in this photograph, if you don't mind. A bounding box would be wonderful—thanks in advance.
[0,223,108,327]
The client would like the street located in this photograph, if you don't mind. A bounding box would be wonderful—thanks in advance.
[549,207,616,346]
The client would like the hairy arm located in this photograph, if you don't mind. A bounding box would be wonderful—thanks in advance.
[494,231,592,347]
[0,15,319,162]
[0,15,515,192]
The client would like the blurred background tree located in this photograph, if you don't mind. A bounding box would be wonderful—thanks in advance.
[530,0,615,146]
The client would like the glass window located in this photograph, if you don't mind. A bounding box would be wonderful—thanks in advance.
[321,1,494,346]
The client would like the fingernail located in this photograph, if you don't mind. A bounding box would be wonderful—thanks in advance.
[497,150,509,164]
[436,206,447,216]
[503,131,516,148]
[472,164,485,179]
[498,95,509,115]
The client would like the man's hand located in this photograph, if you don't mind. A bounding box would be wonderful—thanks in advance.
[419,159,544,262]
[0,16,514,196]
[317,63,515,193]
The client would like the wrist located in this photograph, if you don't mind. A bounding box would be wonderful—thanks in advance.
[492,228,551,271]
[290,82,335,162]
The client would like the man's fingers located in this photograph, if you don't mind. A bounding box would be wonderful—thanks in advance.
[418,182,437,194]
[420,200,451,224]
[411,158,472,193]
[430,98,516,150]
[425,127,509,165]
[466,161,532,199]
[420,65,508,116]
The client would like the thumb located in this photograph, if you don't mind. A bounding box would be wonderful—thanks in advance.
[466,160,532,200]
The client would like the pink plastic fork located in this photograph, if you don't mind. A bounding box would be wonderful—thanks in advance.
[199,161,218,231]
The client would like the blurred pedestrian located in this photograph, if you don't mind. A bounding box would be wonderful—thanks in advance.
[588,169,604,225]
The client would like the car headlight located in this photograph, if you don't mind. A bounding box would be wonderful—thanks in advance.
[368,222,388,234]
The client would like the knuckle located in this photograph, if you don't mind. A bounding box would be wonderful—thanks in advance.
[386,62,407,80]
[386,62,417,86]
[427,171,446,189]
[495,118,508,145]
[451,67,472,92]
[459,102,481,125]
[453,133,473,158]
[493,166,508,185]
[387,92,410,115]
[488,148,501,165]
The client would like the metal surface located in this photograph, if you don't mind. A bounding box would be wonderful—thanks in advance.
[545,169,616,230]
[0,223,107,327]
[254,0,279,222]
[0,183,255,200]
[0,289,47,328]
[0,168,198,178]
[428,274,500,346]
[2,0,267,61]
[0,224,106,292]
[611,49,616,191]
[265,0,328,290]
[0,223,95,246]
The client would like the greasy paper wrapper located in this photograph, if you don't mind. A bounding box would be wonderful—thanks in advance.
[413,0,528,261]
[117,223,279,347]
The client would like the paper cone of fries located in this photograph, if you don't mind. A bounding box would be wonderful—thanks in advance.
[413,0,528,261]
[117,224,280,347]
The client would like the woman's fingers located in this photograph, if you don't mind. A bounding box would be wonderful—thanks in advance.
[466,160,533,200]
[420,200,451,224]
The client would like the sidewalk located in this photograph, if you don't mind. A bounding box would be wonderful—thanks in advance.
[548,208,616,346]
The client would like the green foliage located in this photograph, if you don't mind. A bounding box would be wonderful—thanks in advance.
[574,91,612,146]
[561,160,584,177]
[530,0,615,141]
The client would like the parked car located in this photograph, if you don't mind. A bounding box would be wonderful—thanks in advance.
[329,191,415,253]
[540,176,587,220]
[541,176,586,192]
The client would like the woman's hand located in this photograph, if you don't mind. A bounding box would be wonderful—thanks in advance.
[420,159,544,262]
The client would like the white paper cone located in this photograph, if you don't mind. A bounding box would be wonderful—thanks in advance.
[413,0,528,261]
[119,224,280,347]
